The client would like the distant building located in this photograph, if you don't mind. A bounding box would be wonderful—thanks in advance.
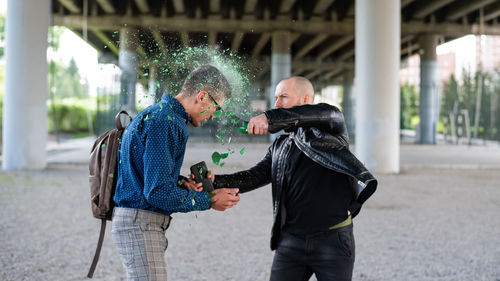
[400,55,421,89]
[480,35,500,73]
[400,35,500,90]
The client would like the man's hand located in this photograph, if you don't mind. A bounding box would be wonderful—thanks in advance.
[247,114,269,135]
[207,170,215,183]
[210,188,240,211]
[182,170,215,192]
[180,177,203,191]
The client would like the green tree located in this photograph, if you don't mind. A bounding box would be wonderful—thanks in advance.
[441,74,459,117]
[441,68,500,141]
[0,13,5,58]
[400,84,418,129]
[459,69,476,121]
[48,59,86,98]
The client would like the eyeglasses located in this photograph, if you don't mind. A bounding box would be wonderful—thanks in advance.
[206,92,222,111]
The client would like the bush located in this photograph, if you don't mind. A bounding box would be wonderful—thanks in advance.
[47,100,96,133]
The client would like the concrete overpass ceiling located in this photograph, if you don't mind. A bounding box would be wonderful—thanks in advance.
[51,0,500,79]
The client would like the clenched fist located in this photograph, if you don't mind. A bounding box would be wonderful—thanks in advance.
[247,114,269,135]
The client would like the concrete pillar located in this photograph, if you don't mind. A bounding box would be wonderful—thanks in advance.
[269,31,291,140]
[355,0,400,173]
[418,34,439,144]
[270,31,292,108]
[342,68,355,141]
[119,27,138,113]
[2,0,51,170]
[148,65,162,103]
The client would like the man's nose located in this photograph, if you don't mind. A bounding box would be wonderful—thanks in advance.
[274,99,281,108]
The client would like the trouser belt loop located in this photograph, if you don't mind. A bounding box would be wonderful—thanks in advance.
[133,208,139,223]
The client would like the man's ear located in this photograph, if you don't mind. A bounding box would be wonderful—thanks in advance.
[195,91,207,103]
[303,94,312,104]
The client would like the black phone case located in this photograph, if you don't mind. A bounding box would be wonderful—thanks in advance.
[190,161,214,192]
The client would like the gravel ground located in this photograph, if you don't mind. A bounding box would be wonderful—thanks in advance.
[1,142,500,281]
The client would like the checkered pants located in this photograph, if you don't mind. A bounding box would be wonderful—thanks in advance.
[111,207,172,281]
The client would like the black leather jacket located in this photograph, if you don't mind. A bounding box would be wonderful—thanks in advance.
[215,103,377,250]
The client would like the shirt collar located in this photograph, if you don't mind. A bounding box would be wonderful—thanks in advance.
[161,93,191,123]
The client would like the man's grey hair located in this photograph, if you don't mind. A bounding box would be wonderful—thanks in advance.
[181,65,232,100]
[282,76,315,98]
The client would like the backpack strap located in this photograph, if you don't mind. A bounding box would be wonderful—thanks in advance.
[87,219,107,278]
[115,110,131,130]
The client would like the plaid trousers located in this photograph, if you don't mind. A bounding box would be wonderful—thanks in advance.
[111,207,172,281]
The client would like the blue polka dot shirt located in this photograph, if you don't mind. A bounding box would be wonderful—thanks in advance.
[114,93,211,216]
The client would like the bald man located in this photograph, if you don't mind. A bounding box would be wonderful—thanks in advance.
[213,77,377,281]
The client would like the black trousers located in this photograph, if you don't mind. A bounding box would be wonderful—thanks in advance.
[270,224,355,281]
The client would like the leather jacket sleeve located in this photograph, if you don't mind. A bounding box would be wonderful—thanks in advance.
[264,103,346,136]
[214,147,272,193]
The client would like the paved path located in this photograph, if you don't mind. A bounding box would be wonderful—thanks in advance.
[1,138,499,280]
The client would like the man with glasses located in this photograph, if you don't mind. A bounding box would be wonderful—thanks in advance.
[112,65,240,280]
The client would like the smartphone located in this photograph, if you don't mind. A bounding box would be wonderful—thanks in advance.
[189,161,214,192]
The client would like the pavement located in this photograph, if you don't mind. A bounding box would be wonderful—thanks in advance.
[45,136,500,170]
[1,137,499,281]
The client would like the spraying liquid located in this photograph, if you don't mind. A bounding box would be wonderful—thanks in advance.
[106,28,264,167]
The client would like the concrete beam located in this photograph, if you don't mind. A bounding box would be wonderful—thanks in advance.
[96,0,115,13]
[401,34,416,44]
[445,0,496,21]
[161,1,168,17]
[322,67,343,80]
[412,0,455,19]
[57,0,80,14]
[485,6,500,21]
[210,0,220,13]
[245,0,259,13]
[304,69,321,80]
[252,32,271,57]
[293,60,348,71]
[208,31,217,46]
[91,28,119,55]
[338,49,355,60]
[401,43,419,58]
[292,68,305,76]
[247,59,353,75]
[313,0,335,14]
[317,35,353,59]
[151,30,168,57]
[401,0,416,8]
[280,0,295,13]
[134,0,150,14]
[346,3,355,17]
[52,15,500,36]
[173,0,185,13]
[181,31,190,47]
[137,44,147,58]
[295,34,329,59]
[231,32,245,53]
[402,20,500,36]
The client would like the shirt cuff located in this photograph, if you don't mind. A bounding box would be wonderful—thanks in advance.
[193,191,211,211]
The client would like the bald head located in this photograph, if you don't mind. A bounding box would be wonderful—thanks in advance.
[274,76,315,109]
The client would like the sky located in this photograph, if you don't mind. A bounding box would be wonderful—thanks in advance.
[1,1,100,96]
[47,29,99,96]
[437,34,478,79]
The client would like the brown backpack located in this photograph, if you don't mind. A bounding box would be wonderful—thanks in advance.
[87,110,130,278]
